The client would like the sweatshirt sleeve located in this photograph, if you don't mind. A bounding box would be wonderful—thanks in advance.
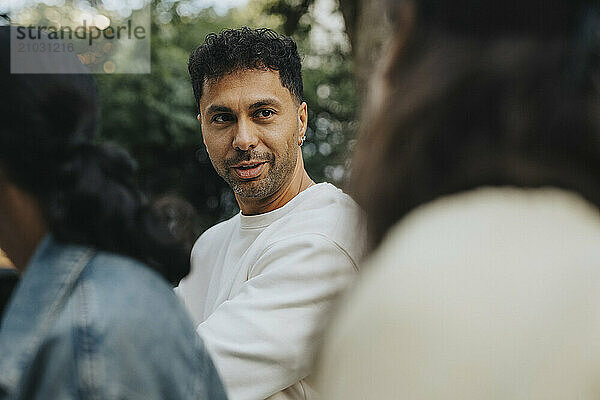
[196,233,359,400]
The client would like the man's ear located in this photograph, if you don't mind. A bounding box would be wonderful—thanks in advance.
[297,101,308,137]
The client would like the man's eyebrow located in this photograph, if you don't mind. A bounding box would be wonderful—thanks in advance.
[249,98,283,109]
[205,105,233,115]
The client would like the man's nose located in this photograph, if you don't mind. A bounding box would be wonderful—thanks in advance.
[232,117,259,151]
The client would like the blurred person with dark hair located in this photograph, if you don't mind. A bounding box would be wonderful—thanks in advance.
[0,26,227,399]
[316,0,600,398]
[177,27,366,400]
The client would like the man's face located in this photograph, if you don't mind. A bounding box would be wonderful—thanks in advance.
[198,69,307,199]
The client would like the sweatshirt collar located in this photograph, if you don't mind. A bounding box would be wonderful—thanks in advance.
[239,182,330,229]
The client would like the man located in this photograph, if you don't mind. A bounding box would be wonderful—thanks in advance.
[177,27,366,400]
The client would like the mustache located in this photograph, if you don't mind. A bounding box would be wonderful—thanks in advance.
[224,150,274,168]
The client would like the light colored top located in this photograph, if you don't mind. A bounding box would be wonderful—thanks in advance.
[317,186,600,399]
[177,182,366,400]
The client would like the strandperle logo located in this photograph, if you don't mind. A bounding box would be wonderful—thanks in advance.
[9,0,150,74]
[15,20,147,46]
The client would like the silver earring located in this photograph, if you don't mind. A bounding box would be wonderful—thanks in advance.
[299,135,306,146]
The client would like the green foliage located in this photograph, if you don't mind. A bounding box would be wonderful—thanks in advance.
[95,0,358,231]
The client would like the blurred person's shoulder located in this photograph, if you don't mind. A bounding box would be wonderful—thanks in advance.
[63,250,224,398]
[377,186,600,267]
[318,187,600,399]
[1,241,225,399]
[329,186,600,339]
[77,250,195,333]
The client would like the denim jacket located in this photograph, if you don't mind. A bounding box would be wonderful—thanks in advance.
[0,235,228,400]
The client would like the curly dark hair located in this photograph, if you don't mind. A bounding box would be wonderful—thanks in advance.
[188,27,303,111]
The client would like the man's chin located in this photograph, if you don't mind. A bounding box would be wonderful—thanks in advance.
[229,178,273,199]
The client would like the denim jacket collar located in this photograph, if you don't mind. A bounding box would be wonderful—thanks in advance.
[0,234,95,392]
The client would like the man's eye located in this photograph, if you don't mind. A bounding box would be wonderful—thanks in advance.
[212,114,234,123]
[254,109,274,119]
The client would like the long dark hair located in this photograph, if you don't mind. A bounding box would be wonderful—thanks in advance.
[0,26,189,284]
[349,0,600,248]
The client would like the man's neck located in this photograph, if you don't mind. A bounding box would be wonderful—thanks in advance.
[236,164,314,216]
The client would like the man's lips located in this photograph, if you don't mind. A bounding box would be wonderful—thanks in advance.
[231,161,268,179]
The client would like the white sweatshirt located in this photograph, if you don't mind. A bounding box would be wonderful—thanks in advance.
[177,183,366,400]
